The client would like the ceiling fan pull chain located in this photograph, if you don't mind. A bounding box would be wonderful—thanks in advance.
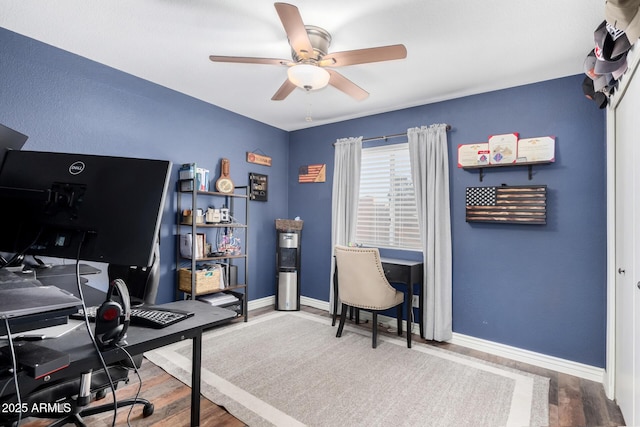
[305,91,313,122]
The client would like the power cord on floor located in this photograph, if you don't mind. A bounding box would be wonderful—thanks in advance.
[116,344,143,427]
[3,318,22,426]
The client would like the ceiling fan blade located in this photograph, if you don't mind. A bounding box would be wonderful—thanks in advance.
[209,55,290,66]
[327,69,368,101]
[274,2,314,59]
[271,79,297,101]
[320,44,407,67]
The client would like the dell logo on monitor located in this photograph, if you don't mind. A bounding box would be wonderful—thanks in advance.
[69,161,86,175]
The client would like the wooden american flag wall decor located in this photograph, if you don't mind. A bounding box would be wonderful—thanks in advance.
[298,164,326,183]
[465,185,547,224]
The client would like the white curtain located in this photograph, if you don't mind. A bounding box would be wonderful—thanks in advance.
[329,136,362,313]
[408,124,452,341]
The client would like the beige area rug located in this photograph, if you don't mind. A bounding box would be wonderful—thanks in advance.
[145,311,549,427]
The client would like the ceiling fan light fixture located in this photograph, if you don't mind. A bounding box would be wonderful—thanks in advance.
[287,64,330,91]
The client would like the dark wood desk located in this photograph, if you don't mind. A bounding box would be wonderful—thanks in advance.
[380,258,424,342]
[332,257,424,348]
[33,263,102,279]
[0,300,236,427]
[34,263,101,288]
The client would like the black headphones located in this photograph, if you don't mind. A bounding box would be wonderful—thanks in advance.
[95,278,131,350]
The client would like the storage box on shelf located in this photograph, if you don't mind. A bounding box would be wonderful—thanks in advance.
[177,267,223,295]
[175,163,249,322]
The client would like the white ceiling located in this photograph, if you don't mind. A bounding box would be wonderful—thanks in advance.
[1,1,604,131]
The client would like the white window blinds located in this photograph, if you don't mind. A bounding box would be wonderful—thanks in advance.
[355,143,421,250]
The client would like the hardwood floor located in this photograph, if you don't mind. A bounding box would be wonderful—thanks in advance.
[442,341,626,427]
[19,305,625,427]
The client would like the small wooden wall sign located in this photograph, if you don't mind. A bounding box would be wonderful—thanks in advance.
[246,152,272,167]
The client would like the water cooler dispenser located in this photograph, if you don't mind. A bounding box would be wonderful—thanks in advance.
[275,219,303,311]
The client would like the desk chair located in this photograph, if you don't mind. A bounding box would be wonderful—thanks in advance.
[4,365,154,427]
[334,245,406,349]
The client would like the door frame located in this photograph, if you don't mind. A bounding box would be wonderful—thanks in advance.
[605,46,640,399]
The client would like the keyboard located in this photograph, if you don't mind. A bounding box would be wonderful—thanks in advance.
[71,306,194,329]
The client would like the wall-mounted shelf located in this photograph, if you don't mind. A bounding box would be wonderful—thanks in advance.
[462,160,552,182]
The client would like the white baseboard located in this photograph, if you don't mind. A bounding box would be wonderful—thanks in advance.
[295,296,605,383]
[247,295,275,311]
[450,333,605,383]
[247,296,330,312]
[300,296,331,311]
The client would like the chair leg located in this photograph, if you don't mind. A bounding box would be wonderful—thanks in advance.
[47,414,85,427]
[332,266,339,326]
[396,305,403,336]
[331,302,337,326]
[372,311,378,348]
[336,303,348,338]
[81,397,154,418]
[46,398,154,427]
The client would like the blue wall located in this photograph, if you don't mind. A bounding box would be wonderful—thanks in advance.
[288,76,607,367]
[0,28,290,304]
[1,27,607,367]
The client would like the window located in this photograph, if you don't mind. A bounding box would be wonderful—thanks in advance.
[355,143,421,250]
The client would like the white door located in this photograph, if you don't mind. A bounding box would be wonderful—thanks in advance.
[614,65,640,426]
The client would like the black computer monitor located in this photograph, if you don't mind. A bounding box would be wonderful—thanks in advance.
[0,150,171,267]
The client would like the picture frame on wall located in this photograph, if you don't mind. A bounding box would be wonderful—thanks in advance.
[249,172,268,201]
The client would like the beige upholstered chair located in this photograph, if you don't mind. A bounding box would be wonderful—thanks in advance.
[334,245,405,348]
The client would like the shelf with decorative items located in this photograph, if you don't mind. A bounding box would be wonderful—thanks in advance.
[175,162,249,322]
[458,135,555,182]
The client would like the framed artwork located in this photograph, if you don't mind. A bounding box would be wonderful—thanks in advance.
[516,136,555,163]
[249,172,268,201]
[488,133,518,164]
[457,143,489,167]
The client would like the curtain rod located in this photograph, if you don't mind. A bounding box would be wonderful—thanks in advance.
[363,125,452,142]
[333,125,452,145]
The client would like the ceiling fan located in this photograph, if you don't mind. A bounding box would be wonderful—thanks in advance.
[209,2,407,101]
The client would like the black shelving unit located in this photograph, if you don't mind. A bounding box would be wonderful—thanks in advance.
[175,168,249,322]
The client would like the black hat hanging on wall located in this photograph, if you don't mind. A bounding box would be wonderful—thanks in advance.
[582,16,636,108]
